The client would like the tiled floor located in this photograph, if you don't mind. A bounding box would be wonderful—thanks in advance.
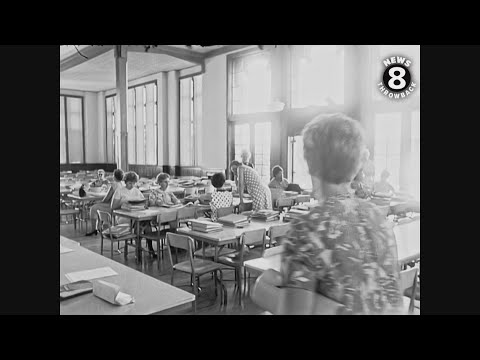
[60,221,264,315]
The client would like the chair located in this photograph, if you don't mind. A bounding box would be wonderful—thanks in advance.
[399,267,420,314]
[217,228,267,305]
[294,195,311,205]
[193,205,237,260]
[60,209,80,230]
[166,233,227,313]
[97,210,137,259]
[276,197,295,212]
[267,223,290,248]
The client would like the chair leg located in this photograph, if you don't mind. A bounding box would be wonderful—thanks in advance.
[111,241,114,259]
[192,276,198,313]
[73,214,77,230]
[100,235,104,256]
[124,240,128,259]
[157,240,161,270]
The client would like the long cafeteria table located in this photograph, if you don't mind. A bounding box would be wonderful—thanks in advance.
[113,205,211,262]
[177,218,284,262]
[60,236,195,315]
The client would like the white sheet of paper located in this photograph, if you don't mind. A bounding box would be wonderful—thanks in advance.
[60,245,74,254]
[115,291,135,305]
[65,267,118,283]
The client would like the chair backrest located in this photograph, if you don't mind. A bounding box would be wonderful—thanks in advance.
[166,233,195,270]
[269,223,290,245]
[239,229,267,262]
[399,267,419,314]
[295,195,311,205]
[97,210,112,232]
[176,206,197,226]
[217,206,235,218]
[276,197,295,211]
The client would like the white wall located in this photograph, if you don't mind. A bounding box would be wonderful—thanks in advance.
[199,54,228,169]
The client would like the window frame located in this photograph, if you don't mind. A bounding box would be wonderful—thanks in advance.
[60,94,85,164]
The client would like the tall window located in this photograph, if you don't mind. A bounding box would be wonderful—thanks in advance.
[180,75,202,166]
[374,113,402,190]
[231,50,272,114]
[254,122,271,184]
[105,95,116,163]
[60,95,84,164]
[410,110,420,200]
[234,123,250,161]
[120,82,158,165]
[288,135,312,190]
[291,45,345,108]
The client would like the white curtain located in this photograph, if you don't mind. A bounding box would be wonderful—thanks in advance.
[60,96,67,164]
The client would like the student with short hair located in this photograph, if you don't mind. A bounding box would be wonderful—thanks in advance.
[210,172,233,221]
[268,165,289,190]
[148,173,181,206]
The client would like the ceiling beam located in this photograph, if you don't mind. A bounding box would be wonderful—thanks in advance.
[127,45,205,65]
[60,45,114,72]
[204,45,254,58]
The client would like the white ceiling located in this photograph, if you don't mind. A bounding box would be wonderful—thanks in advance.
[60,48,197,92]
[60,45,230,92]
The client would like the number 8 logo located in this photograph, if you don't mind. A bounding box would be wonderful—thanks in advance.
[388,67,406,90]
[383,64,411,92]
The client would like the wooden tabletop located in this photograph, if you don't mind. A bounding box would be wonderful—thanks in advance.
[60,236,195,315]
[244,219,420,273]
[177,218,283,246]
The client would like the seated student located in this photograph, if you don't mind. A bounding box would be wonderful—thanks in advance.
[110,172,157,257]
[148,173,181,206]
[86,169,124,236]
[268,165,289,190]
[90,169,109,187]
[374,169,395,196]
[210,172,233,221]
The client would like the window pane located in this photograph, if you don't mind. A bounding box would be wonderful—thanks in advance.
[291,45,344,108]
[180,78,193,166]
[409,110,420,200]
[127,89,136,164]
[374,112,402,190]
[193,75,202,166]
[254,122,271,185]
[66,97,83,163]
[232,52,272,114]
[105,96,115,163]
[60,96,67,164]
[145,83,156,165]
[135,88,145,164]
[291,135,312,189]
[234,124,250,161]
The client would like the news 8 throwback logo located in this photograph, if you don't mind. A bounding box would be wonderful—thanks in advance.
[377,55,417,100]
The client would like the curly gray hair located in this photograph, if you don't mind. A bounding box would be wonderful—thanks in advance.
[302,113,367,184]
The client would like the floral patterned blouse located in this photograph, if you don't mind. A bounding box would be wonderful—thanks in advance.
[282,194,402,315]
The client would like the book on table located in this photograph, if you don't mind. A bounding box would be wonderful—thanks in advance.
[250,210,280,221]
[217,214,250,227]
[190,219,224,233]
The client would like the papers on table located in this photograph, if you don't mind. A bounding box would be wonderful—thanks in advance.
[65,267,118,283]
[60,244,74,254]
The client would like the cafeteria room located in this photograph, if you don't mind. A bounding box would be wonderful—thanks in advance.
[60,45,420,315]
